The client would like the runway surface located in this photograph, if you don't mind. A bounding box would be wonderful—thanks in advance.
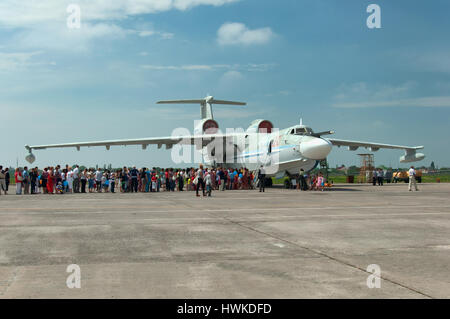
[0,183,449,298]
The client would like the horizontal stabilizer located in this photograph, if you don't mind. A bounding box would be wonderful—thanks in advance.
[157,98,246,106]
[157,100,205,104]
[208,99,246,106]
[156,96,246,119]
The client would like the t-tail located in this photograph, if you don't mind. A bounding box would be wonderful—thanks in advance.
[156,96,246,120]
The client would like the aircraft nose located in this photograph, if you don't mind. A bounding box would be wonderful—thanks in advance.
[300,138,332,160]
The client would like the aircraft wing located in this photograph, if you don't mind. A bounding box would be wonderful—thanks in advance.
[25,133,239,152]
[327,138,425,162]
[327,138,423,151]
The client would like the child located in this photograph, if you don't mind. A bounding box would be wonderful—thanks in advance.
[205,172,212,197]
[56,182,64,194]
[186,177,191,191]
[102,174,108,192]
[63,180,68,193]
[316,173,324,192]
[151,174,157,192]
[310,175,316,191]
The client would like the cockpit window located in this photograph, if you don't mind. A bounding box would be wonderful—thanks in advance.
[293,127,312,135]
[289,127,314,135]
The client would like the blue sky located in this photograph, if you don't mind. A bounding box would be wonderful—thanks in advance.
[1,0,449,168]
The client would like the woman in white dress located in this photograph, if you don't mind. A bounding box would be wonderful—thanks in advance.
[66,168,74,193]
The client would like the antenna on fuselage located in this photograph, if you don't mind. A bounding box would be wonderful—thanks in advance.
[156,96,246,120]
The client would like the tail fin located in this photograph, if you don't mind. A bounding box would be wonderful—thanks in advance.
[157,96,246,119]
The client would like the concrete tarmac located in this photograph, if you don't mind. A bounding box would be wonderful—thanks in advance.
[0,183,449,298]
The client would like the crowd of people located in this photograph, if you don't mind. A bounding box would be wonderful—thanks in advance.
[296,169,330,191]
[372,168,386,186]
[0,164,262,196]
[1,164,419,196]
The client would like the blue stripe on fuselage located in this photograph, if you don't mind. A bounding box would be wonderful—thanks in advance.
[236,144,296,159]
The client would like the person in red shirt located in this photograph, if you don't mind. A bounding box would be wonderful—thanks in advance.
[242,169,248,189]
[151,173,157,192]
[47,167,54,194]
[14,168,23,195]
[165,169,169,191]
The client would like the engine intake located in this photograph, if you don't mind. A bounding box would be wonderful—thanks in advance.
[194,119,219,135]
[246,119,274,134]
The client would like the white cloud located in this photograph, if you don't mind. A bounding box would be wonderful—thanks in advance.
[332,82,450,108]
[333,96,450,108]
[217,22,274,46]
[142,64,214,70]
[218,70,243,88]
[221,70,243,80]
[403,50,450,74]
[138,30,157,37]
[12,22,127,52]
[137,30,174,39]
[0,51,43,71]
[141,63,275,71]
[0,1,240,27]
[0,1,237,51]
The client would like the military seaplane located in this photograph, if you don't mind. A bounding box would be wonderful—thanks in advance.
[25,96,425,178]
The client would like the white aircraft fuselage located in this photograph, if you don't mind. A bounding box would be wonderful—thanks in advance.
[203,126,331,177]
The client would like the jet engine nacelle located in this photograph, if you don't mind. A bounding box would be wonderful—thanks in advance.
[246,119,274,134]
[400,152,425,163]
[25,153,36,164]
[194,119,219,135]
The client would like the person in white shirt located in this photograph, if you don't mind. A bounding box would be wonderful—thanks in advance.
[95,169,103,192]
[377,169,384,186]
[72,165,80,193]
[408,166,418,191]
[195,164,206,197]
[61,170,66,192]
[101,174,107,192]
[66,168,74,193]
[205,170,212,197]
